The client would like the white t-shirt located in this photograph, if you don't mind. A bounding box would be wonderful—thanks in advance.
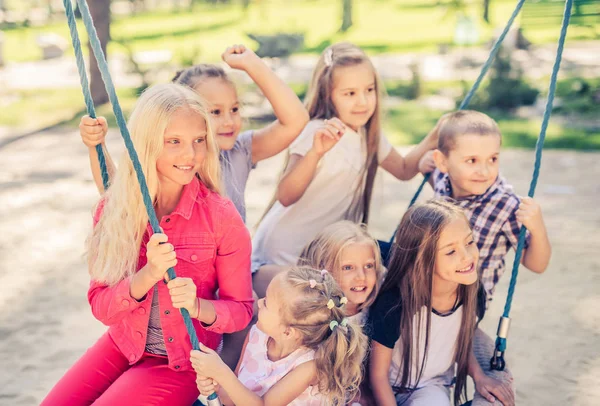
[347,308,368,328]
[370,290,462,390]
[251,120,393,271]
[389,307,461,388]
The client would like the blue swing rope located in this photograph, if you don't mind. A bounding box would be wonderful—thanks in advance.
[62,0,219,401]
[490,0,572,371]
[62,0,109,190]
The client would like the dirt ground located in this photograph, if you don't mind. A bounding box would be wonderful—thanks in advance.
[0,128,598,405]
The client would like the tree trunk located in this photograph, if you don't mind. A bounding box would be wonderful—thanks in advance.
[89,0,111,105]
[483,0,491,24]
[340,0,352,32]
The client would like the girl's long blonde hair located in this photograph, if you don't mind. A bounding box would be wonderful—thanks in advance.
[87,84,221,286]
[281,267,368,405]
[381,200,478,405]
[298,220,384,312]
[257,42,384,227]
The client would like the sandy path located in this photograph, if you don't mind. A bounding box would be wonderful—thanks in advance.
[0,128,598,405]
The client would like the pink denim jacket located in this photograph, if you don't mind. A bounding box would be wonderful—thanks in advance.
[88,177,253,372]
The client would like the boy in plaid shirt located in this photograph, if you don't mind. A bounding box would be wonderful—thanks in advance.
[419,110,551,304]
[418,110,551,404]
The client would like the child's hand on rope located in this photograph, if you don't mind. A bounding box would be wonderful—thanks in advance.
[474,374,515,406]
[516,197,546,235]
[425,113,450,147]
[311,118,346,158]
[190,344,229,381]
[418,150,436,174]
[79,115,108,148]
[167,277,200,318]
[195,375,220,397]
[222,44,260,71]
[145,233,176,283]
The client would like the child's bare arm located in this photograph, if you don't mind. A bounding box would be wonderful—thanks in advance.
[369,341,397,406]
[261,361,316,405]
[192,344,314,406]
[276,119,345,206]
[242,57,309,164]
[468,348,515,405]
[276,153,319,207]
[379,117,443,181]
[518,197,552,273]
[221,44,309,164]
[194,332,252,405]
[80,115,116,193]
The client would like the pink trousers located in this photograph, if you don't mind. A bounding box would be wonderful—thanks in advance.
[41,332,199,406]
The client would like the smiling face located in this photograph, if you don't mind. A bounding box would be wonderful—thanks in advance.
[335,242,378,315]
[155,107,208,191]
[434,216,479,287]
[435,133,501,198]
[330,62,377,131]
[194,77,242,151]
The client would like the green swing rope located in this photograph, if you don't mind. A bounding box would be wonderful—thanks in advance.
[386,0,573,372]
[62,0,109,190]
[490,0,572,371]
[388,0,527,247]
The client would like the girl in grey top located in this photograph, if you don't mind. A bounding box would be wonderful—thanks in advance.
[80,44,308,223]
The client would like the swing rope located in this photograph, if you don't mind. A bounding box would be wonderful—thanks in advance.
[62,0,218,401]
[490,0,573,371]
[62,0,109,190]
[389,0,527,245]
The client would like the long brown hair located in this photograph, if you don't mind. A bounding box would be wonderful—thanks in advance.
[381,200,478,405]
[281,267,368,405]
[305,43,383,222]
[297,220,384,313]
[257,42,383,227]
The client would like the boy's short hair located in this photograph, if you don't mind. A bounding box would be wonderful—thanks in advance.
[438,110,502,155]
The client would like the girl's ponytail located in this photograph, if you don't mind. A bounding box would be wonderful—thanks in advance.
[283,267,368,405]
[313,316,367,405]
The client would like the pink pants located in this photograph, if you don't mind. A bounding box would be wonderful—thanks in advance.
[41,332,199,406]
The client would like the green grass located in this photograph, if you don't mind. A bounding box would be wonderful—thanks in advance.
[0,87,140,129]
[3,86,598,150]
[383,102,600,150]
[3,0,598,64]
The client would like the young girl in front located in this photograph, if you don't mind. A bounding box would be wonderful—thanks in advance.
[368,200,514,406]
[80,44,308,223]
[297,220,383,327]
[256,220,383,325]
[252,42,438,285]
[299,220,384,406]
[190,267,368,405]
[42,84,253,406]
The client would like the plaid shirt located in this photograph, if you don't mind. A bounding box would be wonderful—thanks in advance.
[432,169,529,301]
